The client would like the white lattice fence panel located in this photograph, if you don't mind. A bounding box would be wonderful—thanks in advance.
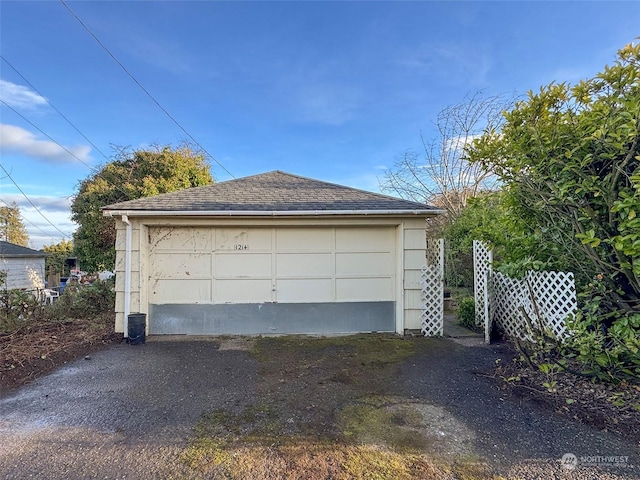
[525,271,576,339]
[421,238,444,337]
[491,272,531,341]
[473,240,492,328]
[491,271,576,341]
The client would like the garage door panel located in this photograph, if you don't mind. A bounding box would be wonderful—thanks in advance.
[336,252,393,276]
[336,278,394,301]
[149,227,212,250]
[216,253,271,277]
[151,253,211,278]
[276,228,333,251]
[276,253,333,277]
[216,228,272,251]
[151,279,211,303]
[336,227,394,251]
[148,226,399,331]
[276,278,333,302]
[214,279,272,303]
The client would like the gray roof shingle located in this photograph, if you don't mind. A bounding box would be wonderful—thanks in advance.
[102,171,440,215]
[0,241,46,257]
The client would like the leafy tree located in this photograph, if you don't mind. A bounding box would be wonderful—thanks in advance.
[0,202,29,246]
[381,92,511,229]
[441,190,546,290]
[71,144,214,271]
[467,43,640,382]
[43,239,74,276]
[467,43,640,315]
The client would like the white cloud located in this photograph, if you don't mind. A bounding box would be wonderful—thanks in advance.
[0,124,91,163]
[2,194,72,214]
[0,80,47,109]
[444,134,483,154]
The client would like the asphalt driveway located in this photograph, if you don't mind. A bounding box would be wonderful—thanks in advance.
[0,339,260,479]
[0,336,638,479]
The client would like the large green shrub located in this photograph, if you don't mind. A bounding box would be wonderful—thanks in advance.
[0,287,40,332]
[466,43,640,383]
[52,280,115,317]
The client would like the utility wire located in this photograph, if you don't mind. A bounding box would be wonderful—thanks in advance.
[1,99,97,172]
[1,55,110,162]
[59,0,235,179]
[0,163,70,238]
[0,197,57,241]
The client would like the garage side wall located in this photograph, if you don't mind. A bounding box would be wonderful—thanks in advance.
[114,219,142,333]
[402,219,427,331]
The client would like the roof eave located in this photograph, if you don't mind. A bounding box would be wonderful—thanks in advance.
[103,209,445,218]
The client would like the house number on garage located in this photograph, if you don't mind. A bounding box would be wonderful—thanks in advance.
[234,244,249,250]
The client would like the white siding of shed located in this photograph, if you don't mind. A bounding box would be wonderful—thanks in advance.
[1,257,46,290]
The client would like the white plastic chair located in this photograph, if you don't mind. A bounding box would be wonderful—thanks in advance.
[41,288,60,305]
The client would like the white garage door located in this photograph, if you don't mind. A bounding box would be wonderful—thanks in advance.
[148,226,396,334]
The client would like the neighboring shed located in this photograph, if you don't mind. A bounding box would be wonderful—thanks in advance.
[0,241,46,290]
[102,171,442,336]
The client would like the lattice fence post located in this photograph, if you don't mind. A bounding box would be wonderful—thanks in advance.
[484,266,491,344]
[473,240,493,335]
[421,238,444,336]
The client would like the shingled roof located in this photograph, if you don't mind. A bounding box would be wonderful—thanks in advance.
[0,241,46,257]
[103,171,441,215]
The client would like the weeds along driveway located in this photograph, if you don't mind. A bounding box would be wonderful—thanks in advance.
[0,335,638,480]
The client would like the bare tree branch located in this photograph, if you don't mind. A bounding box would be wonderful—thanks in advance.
[380,92,513,229]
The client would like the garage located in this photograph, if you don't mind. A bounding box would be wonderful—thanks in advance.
[103,171,441,335]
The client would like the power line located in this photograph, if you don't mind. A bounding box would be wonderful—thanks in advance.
[1,55,110,162]
[59,0,235,179]
[0,163,71,239]
[0,99,97,172]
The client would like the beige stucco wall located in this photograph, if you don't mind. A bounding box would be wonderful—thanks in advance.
[113,215,432,334]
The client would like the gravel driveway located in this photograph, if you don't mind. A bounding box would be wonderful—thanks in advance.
[0,336,638,479]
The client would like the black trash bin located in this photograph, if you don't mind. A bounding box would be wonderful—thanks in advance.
[128,313,146,345]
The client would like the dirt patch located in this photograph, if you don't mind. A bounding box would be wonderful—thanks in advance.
[495,357,640,445]
[217,337,256,351]
[0,313,121,393]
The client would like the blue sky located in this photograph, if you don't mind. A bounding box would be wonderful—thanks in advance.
[0,1,638,248]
